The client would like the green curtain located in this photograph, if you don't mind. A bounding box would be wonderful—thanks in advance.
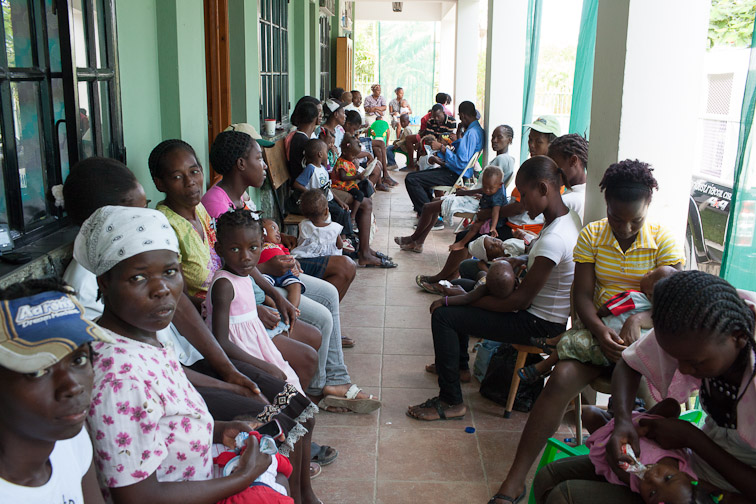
[720,23,756,290]
[520,0,543,162]
[568,0,598,138]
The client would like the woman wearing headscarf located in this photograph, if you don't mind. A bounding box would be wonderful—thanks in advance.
[78,206,320,504]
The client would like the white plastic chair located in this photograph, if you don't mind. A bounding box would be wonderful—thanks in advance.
[432,149,483,196]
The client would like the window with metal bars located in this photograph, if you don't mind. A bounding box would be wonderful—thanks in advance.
[0,0,123,244]
[259,0,289,125]
[319,14,330,101]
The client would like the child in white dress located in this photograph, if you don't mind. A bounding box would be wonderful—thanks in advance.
[292,189,344,259]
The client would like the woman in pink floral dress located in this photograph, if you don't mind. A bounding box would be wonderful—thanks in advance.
[78,206,320,504]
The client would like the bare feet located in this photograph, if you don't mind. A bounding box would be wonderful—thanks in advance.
[424,363,472,383]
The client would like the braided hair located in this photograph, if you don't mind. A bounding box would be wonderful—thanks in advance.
[498,124,514,140]
[0,277,73,300]
[148,139,200,180]
[215,208,261,243]
[517,155,570,190]
[652,271,755,343]
[548,133,589,169]
[599,159,658,203]
[209,131,255,176]
[63,157,139,225]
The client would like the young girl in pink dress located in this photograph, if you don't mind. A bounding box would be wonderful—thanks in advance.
[204,209,304,394]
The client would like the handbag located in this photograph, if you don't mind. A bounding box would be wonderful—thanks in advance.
[479,343,544,412]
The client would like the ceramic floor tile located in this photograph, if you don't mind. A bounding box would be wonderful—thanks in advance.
[340,326,383,354]
[312,426,378,481]
[377,428,485,481]
[312,479,376,504]
[340,304,386,328]
[381,354,438,389]
[383,304,432,328]
[382,327,434,355]
[378,386,469,431]
[376,481,491,504]
[343,352,382,388]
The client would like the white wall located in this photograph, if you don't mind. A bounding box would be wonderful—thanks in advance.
[585,0,710,241]
[453,0,479,104]
[354,1,452,21]
[483,0,527,168]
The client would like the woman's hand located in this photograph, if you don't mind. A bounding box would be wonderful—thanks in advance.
[216,420,262,448]
[235,437,272,483]
[280,233,297,250]
[619,313,644,346]
[606,417,641,475]
[221,368,261,397]
[431,141,442,150]
[596,326,627,362]
[272,291,299,327]
[338,199,349,211]
[638,417,701,450]
[257,304,282,330]
[430,298,445,314]
[266,254,296,276]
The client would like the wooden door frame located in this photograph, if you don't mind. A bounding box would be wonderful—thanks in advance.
[204,0,231,186]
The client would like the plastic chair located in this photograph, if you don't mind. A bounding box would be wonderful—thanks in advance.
[431,149,483,196]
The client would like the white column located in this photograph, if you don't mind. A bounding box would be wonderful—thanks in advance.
[453,0,479,106]
[483,0,527,167]
[585,0,709,240]
[438,5,456,103]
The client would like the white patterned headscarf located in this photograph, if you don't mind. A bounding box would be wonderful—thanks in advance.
[74,206,180,277]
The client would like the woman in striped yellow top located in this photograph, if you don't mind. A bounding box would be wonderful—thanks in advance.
[493,159,684,504]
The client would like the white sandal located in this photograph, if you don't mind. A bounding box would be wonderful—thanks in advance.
[318,384,381,414]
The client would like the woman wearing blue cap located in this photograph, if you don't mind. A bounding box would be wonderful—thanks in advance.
[0,278,111,503]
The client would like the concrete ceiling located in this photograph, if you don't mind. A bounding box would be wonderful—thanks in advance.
[353,0,457,22]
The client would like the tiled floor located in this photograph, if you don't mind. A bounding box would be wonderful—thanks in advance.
[311,170,574,504]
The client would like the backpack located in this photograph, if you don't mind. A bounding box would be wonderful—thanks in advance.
[479,343,544,412]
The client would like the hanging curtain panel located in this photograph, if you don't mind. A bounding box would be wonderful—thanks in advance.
[568,0,597,139]
[720,24,756,290]
[520,0,543,162]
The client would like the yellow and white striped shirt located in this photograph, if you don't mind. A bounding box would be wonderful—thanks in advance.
[573,219,684,307]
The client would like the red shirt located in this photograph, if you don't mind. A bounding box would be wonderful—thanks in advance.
[259,242,290,264]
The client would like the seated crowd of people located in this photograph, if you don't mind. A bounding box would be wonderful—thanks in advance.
[1,83,755,504]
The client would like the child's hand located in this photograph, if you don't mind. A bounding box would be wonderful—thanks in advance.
[356,171,366,180]
[489,228,498,238]
[291,260,303,277]
[366,152,374,163]
[449,241,465,252]
[257,304,282,329]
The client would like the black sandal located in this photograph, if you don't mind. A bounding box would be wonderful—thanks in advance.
[310,443,338,466]
[530,337,556,355]
[488,489,526,503]
[406,397,465,421]
[517,365,550,384]
[375,251,393,261]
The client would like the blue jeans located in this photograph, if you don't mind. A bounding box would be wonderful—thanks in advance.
[386,145,397,166]
[275,273,350,395]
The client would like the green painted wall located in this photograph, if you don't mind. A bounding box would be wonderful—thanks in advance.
[115,0,163,205]
[117,0,209,205]
[229,0,261,130]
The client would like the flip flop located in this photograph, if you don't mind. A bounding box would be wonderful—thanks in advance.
[319,384,382,414]
[359,256,398,268]
[310,462,322,479]
[406,396,465,421]
[311,443,338,466]
[488,489,526,504]
[416,276,443,294]
[400,242,423,253]
[374,251,394,261]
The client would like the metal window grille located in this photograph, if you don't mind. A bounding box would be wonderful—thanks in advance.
[319,15,330,101]
[259,0,289,124]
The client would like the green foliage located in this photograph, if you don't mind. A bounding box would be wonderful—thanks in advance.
[354,20,378,93]
[708,0,756,49]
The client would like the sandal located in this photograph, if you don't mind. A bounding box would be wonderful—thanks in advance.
[415,275,443,294]
[517,364,550,384]
[311,443,338,466]
[310,462,322,479]
[406,396,465,421]
[400,242,423,253]
[318,384,381,414]
[359,256,398,268]
[530,337,557,355]
[374,251,394,261]
[487,489,526,504]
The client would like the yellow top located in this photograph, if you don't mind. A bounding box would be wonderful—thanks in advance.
[573,218,684,307]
